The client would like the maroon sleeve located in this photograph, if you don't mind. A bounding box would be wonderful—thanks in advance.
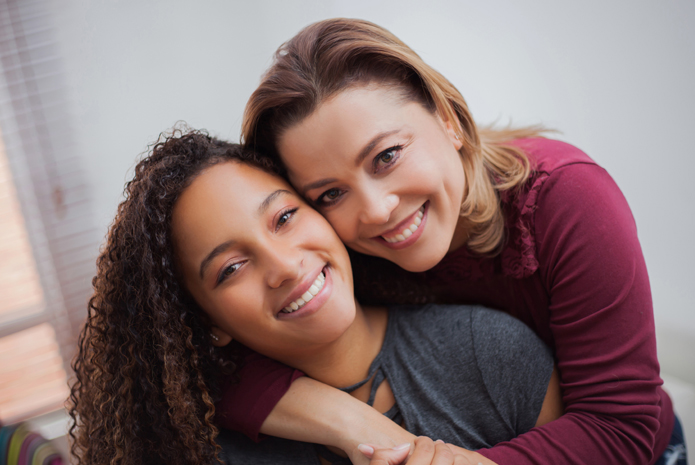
[478,163,669,464]
[215,350,304,441]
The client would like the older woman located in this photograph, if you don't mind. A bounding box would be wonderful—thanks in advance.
[214,18,680,465]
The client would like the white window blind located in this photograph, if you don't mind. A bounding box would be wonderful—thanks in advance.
[0,0,98,423]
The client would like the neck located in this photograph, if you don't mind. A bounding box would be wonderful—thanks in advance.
[291,303,388,390]
[449,214,470,253]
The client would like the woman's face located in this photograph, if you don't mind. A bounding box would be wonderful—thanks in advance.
[278,84,466,273]
[172,161,355,363]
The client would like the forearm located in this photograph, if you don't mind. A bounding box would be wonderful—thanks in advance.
[260,377,416,459]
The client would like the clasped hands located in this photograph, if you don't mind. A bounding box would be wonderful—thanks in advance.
[355,437,497,465]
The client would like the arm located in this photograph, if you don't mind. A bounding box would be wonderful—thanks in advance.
[369,437,488,465]
[215,352,415,464]
[477,163,665,464]
[534,367,564,428]
[262,376,416,464]
[365,366,562,465]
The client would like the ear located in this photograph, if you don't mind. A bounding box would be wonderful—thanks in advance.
[210,326,234,347]
[439,109,463,150]
[444,117,464,151]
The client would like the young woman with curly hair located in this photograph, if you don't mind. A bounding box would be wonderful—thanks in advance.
[68,131,257,465]
[69,129,563,465]
[210,17,683,465]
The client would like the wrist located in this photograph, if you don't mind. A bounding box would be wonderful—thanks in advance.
[332,393,377,450]
[340,400,416,452]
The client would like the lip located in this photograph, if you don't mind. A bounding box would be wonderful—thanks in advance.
[277,266,332,320]
[372,202,429,250]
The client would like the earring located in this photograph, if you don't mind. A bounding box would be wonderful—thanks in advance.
[455,134,460,141]
[210,333,220,342]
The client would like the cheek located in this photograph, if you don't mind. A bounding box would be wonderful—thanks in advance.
[322,210,356,244]
[313,195,365,245]
[210,289,265,336]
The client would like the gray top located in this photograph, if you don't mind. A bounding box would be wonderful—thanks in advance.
[218,304,554,464]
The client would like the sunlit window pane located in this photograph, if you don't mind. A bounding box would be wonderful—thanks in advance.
[0,323,69,422]
[0,137,45,324]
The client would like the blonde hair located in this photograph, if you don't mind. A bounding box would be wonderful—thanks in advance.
[242,18,545,255]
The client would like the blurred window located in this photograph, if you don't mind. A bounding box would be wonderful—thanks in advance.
[0,1,97,424]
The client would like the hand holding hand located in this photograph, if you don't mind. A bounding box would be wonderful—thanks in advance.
[360,436,488,465]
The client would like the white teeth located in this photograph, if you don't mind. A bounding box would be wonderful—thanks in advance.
[382,206,425,244]
[280,271,326,314]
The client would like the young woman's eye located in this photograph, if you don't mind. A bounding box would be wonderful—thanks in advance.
[217,262,242,285]
[276,207,298,231]
[315,188,344,207]
[373,145,402,172]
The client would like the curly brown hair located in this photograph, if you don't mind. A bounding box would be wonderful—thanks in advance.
[68,128,279,465]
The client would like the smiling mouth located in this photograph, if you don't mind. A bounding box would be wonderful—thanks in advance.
[280,271,326,314]
[381,205,425,243]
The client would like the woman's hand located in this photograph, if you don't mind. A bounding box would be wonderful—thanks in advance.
[360,437,498,465]
[340,412,415,465]
[260,377,416,465]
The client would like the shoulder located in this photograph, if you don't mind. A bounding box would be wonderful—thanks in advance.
[468,306,552,365]
[511,137,597,174]
[384,305,553,441]
[388,304,474,342]
[499,138,624,278]
[388,304,548,359]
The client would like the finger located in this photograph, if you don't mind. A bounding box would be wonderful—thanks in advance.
[430,441,456,465]
[359,442,410,459]
[368,444,411,465]
[405,437,436,464]
[358,444,376,459]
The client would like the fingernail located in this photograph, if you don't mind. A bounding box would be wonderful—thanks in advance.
[435,439,445,444]
[394,443,411,451]
[357,444,374,455]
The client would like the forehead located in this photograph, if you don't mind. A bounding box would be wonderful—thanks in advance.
[180,161,286,211]
[306,84,409,131]
[172,162,291,248]
[280,86,409,155]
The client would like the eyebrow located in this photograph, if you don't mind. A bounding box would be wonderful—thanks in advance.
[258,189,292,214]
[300,129,400,196]
[355,129,400,166]
[199,239,235,279]
[199,189,292,279]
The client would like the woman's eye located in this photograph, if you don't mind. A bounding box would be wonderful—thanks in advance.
[315,188,344,206]
[374,146,402,171]
[276,207,298,231]
[217,262,242,284]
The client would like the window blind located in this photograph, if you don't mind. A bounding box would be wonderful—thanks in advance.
[0,0,99,423]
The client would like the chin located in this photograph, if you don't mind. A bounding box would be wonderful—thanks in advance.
[393,247,448,273]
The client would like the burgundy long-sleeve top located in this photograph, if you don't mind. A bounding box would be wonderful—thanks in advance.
[215,138,673,464]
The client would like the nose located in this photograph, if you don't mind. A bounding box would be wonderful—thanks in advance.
[357,188,399,225]
[264,241,303,289]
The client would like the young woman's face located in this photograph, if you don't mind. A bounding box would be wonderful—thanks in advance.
[278,85,466,273]
[172,161,355,364]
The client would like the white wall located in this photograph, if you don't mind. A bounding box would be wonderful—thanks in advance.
[48,0,694,384]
